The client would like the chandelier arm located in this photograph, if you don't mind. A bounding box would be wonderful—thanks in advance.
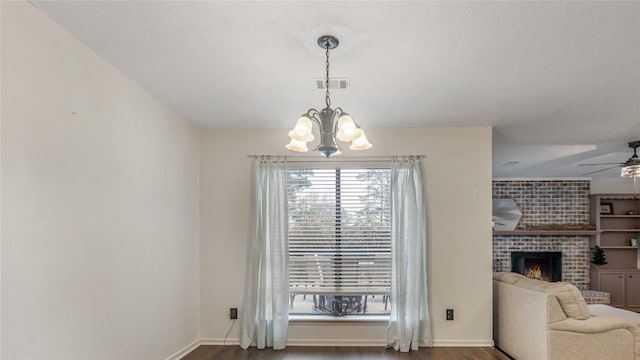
[307,110,321,129]
[306,108,321,129]
[305,110,322,150]
[333,107,343,134]
[331,109,344,151]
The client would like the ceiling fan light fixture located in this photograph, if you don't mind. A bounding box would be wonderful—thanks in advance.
[619,140,640,197]
[621,141,640,179]
[285,35,371,158]
[622,164,640,178]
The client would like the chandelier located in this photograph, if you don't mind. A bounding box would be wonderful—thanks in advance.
[286,35,372,157]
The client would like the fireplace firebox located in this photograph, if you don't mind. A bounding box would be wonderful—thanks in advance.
[511,251,562,282]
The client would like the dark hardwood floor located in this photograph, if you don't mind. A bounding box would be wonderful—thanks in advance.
[181,345,512,360]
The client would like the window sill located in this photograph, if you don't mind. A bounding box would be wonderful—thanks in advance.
[289,314,390,325]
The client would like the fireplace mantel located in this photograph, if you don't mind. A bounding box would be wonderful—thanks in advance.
[494,230,597,236]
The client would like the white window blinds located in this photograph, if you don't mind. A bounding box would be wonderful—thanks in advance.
[287,167,391,295]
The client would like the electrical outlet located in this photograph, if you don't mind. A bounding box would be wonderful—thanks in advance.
[446,309,454,321]
[230,307,238,320]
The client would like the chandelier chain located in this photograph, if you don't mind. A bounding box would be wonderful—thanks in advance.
[325,43,331,108]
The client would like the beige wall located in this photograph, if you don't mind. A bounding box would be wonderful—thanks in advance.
[591,177,638,194]
[1,2,200,359]
[2,1,493,353]
[200,127,493,346]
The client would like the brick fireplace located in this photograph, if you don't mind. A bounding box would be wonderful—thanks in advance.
[493,180,591,289]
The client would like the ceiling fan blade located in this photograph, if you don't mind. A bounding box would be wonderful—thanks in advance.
[580,165,621,176]
[579,162,623,166]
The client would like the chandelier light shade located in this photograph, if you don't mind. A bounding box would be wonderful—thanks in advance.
[286,35,372,157]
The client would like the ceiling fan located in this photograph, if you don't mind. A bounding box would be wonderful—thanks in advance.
[580,140,640,176]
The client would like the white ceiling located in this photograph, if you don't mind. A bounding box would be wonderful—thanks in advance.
[31,1,640,178]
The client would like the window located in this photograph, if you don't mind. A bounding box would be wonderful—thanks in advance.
[287,167,391,316]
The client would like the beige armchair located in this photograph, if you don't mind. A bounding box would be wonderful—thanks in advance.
[494,272,640,360]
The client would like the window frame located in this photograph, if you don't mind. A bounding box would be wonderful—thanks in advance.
[286,161,392,318]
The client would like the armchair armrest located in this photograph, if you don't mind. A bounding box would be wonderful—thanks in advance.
[549,317,640,360]
[549,316,640,335]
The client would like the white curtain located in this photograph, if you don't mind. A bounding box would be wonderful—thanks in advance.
[387,156,432,352]
[240,156,289,350]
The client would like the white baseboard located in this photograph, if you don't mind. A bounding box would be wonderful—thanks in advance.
[169,337,495,358]
[200,337,240,346]
[287,338,386,347]
[165,339,201,360]
[199,337,494,347]
[432,339,495,347]
[200,337,384,347]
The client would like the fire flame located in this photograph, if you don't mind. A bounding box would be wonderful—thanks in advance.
[527,265,542,280]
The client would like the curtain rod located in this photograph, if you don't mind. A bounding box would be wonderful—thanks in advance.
[247,155,425,163]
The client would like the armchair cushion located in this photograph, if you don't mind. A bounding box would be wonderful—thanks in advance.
[547,282,590,320]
